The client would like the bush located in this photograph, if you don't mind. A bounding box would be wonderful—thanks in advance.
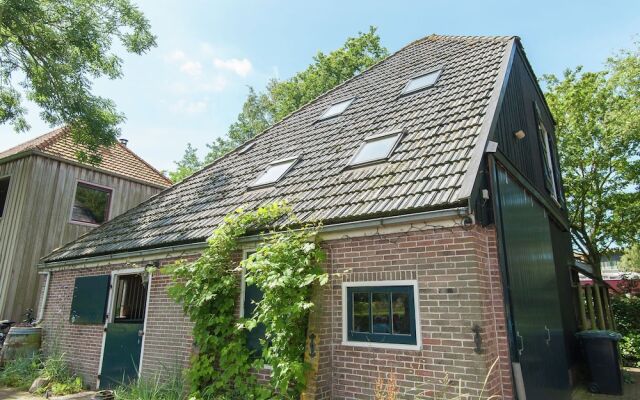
[0,354,41,389]
[611,294,640,367]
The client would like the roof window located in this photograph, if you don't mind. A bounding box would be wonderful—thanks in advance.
[349,130,404,166]
[318,98,355,120]
[401,69,442,95]
[251,156,298,187]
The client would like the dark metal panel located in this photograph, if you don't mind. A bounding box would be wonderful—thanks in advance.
[69,275,110,324]
[495,165,571,399]
[99,322,144,389]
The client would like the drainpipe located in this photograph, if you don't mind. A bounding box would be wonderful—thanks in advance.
[35,271,51,325]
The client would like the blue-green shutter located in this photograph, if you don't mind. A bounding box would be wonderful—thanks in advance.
[70,275,110,324]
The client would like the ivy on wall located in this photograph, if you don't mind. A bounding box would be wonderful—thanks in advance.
[166,201,327,399]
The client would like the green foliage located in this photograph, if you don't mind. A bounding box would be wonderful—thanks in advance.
[611,295,640,367]
[169,143,203,183]
[167,201,326,398]
[0,354,40,389]
[113,371,186,400]
[620,244,640,273]
[543,43,640,274]
[0,0,156,163]
[171,27,388,178]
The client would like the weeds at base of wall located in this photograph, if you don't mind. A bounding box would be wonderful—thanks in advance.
[0,350,83,395]
[113,370,186,400]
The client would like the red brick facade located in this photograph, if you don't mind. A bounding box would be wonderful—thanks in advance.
[39,224,513,398]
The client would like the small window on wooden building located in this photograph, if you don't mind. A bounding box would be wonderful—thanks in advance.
[71,182,112,225]
[344,283,418,346]
[0,176,10,218]
[535,104,560,201]
[70,275,110,324]
[113,274,148,323]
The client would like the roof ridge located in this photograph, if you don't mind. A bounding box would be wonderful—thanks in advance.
[114,140,173,185]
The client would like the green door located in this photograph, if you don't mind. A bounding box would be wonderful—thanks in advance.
[99,323,144,389]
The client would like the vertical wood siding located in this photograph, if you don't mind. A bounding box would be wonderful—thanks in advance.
[0,155,163,319]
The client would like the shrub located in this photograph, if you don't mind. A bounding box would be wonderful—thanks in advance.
[0,351,84,395]
[0,354,41,389]
[611,294,640,367]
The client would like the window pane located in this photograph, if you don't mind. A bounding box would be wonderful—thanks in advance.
[351,134,399,165]
[72,183,111,224]
[252,159,295,186]
[320,99,353,120]
[392,292,411,335]
[403,70,440,94]
[352,292,370,332]
[0,177,9,218]
[372,292,391,333]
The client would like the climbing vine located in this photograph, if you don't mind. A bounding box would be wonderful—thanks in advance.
[166,201,327,399]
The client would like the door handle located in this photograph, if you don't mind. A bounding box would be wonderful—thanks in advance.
[516,331,524,356]
[545,326,551,346]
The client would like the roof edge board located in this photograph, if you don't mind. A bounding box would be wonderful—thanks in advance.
[456,37,517,201]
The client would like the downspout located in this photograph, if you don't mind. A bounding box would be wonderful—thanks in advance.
[35,271,51,325]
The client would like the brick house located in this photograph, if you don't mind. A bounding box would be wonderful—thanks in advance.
[0,128,171,321]
[37,35,578,399]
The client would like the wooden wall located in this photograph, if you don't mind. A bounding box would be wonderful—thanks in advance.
[0,155,164,320]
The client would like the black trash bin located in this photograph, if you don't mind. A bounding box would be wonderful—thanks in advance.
[576,330,623,395]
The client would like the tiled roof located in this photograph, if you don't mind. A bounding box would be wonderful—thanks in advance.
[0,127,172,188]
[44,34,514,263]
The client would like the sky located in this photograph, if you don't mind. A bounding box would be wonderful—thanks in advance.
[2,0,639,172]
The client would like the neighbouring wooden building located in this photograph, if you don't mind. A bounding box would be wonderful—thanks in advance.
[38,35,586,399]
[0,128,171,320]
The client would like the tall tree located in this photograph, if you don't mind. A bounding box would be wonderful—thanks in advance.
[620,244,640,273]
[0,0,156,163]
[543,43,640,275]
[170,27,388,179]
[168,143,202,183]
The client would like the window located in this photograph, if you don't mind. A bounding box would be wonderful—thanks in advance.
[241,251,266,356]
[349,130,404,166]
[343,282,419,347]
[71,182,112,225]
[535,104,560,201]
[238,142,255,154]
[112,274,148,323]
[401,69,442,95]
[0,176,9,218]
[251,157,298,187]
[318,98,355,120]
[70,275,111,324]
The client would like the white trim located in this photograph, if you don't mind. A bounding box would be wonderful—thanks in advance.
[96,267,149,389]
[0,173,11,219]
[69,179,114,226]
[138,271,153,378]
[341,280,422,351]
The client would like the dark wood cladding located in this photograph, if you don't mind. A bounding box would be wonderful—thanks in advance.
[493,47,559,204]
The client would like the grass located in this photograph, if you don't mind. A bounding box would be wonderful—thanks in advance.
[0,354,41,390]
[0,351,83,395]
[113,370,186,400]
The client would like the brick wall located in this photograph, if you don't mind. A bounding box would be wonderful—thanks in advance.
[40,224,513,398]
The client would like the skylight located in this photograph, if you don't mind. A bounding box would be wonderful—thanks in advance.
[401,69,442,95]
[251,157,298,187]
[349,130,404,166]
[318,98,355,120]
[238,142,255,154]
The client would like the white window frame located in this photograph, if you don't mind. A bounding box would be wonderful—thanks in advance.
[401,68,442,95]
[250,156,299,188]
[348,129,405,167]
[341,280,422,350]
[318,98,356,121]
[69,179,114,227]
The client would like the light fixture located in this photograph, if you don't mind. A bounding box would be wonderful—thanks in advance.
[514,130,526,140]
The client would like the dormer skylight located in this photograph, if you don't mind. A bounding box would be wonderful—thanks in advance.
[238,142,255,154]
[401,69,442,95]
[349,129,404,166]
[251,156,298,187]
[318,98,355,120]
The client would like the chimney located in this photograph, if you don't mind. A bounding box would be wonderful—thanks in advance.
[119,138,129,146]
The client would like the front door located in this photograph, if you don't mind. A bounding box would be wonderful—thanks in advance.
[99,272,148,389]
[494,166,571,400]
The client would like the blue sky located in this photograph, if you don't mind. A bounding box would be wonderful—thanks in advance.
[2,0,639,172]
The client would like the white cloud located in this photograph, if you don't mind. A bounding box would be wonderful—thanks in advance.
[179,61,203,77]
[165,50,186,63]
[170,99,208,114]
[213,58,253,77]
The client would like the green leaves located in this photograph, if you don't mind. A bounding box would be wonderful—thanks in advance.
[0,0,156,163]
[543,42,640,273]
[168,201,326,398]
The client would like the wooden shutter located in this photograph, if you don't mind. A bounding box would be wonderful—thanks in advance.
[69,275,110,324]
